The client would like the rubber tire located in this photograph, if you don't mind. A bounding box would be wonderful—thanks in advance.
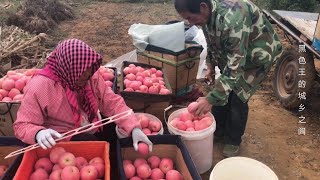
[273,48,315,109]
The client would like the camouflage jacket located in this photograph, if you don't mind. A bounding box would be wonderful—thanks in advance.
[203,0,283,106]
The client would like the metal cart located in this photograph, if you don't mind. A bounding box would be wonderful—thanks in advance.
[263,10,320,109]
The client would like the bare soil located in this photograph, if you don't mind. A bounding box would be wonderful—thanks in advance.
[54,2,320,179]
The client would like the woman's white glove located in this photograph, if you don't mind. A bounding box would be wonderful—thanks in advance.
[132,128,153,152]
[36,129,62,149]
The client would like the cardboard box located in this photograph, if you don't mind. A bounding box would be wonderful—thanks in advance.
[137,43,203,96]
[0,102,21,136]
[124,100,170,124]
[14,141,110,180]
[0,137,25,180]
[117,135,201,180]
[120,61,173,103]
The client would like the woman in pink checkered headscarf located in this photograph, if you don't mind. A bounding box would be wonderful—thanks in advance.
[14,39,152,152]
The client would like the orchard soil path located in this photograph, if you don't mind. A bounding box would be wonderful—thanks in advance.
[54,2,320,179]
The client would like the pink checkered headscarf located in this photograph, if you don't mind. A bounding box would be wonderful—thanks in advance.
[38,39,102,127]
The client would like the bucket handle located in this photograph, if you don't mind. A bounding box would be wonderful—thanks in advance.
[163,105,187,125]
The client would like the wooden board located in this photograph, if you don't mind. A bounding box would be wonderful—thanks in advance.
[273,10,319,41]
[283,16,317,41]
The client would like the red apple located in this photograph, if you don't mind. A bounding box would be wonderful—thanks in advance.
[35,157,53,173]
[138,115,150,129]
[170,118,180,128]
[159,158,174,174]
[166,169,183,180]
[150,168,164,180]
[147,156,161,169]
[149,68,157,74]
[139,84,148,92]
[136,164,151,179]
[58,152,76,168]
[49,169,62,180]
[179,111,193,122]
[0,89,8,97]
[76,157,88,170]
[50,147,66,164]
[148,85,159,94]
[186,127,195,131]
[80,165,98,180]
[29,168,48,180]
[89,157,104,164]
[176,121,187,131]
[124,163,135,179]
[148,120,161,132]
[61,166,80,180]
[187,102,199,114]
[52,164,61,171]
[137,142,149,156]
[91,163,105,178]
[123,67,131,75]
[133,158,147,168]
[142,128,151,135]
[130,176,142,180]
[155,70,163,77]
[15,79,25,91]
[143,78,153,87]
[184,120,194,129]
[159,88,171,94]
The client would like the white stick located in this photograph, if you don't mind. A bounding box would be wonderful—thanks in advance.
[5,109,133,159]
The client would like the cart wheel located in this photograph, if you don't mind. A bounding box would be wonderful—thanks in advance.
[273,48,315,109]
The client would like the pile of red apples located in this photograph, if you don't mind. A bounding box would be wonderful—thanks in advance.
[98,66,115,89]
[170,102,214,132]
[123,156,183,180]
[122,64,171,95]
[0,69,39,102]
[29,147,105,180]
[136,113,162,136]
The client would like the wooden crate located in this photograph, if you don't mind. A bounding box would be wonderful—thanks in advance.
[137,43,203,96]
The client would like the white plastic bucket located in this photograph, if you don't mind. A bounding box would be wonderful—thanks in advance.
[210,157,279,180]
[115,112,164,138]
[167,108,216,174]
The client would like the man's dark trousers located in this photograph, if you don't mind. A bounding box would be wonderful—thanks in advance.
[212,91,249,146]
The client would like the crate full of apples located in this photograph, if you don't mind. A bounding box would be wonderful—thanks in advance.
[14,141,110,180]
[120,61,172,102]
[97,66,117,92]
[117,135,202,180]
[0,69,40,102]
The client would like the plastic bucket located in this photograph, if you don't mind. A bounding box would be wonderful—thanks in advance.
[115,112,164,138]
[167,107,216,174]
[209,157,279,180]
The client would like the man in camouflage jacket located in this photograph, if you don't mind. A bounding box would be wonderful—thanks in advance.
[175,0,282,157]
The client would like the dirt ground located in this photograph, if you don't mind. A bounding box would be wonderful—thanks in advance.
[53,2,320,180]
